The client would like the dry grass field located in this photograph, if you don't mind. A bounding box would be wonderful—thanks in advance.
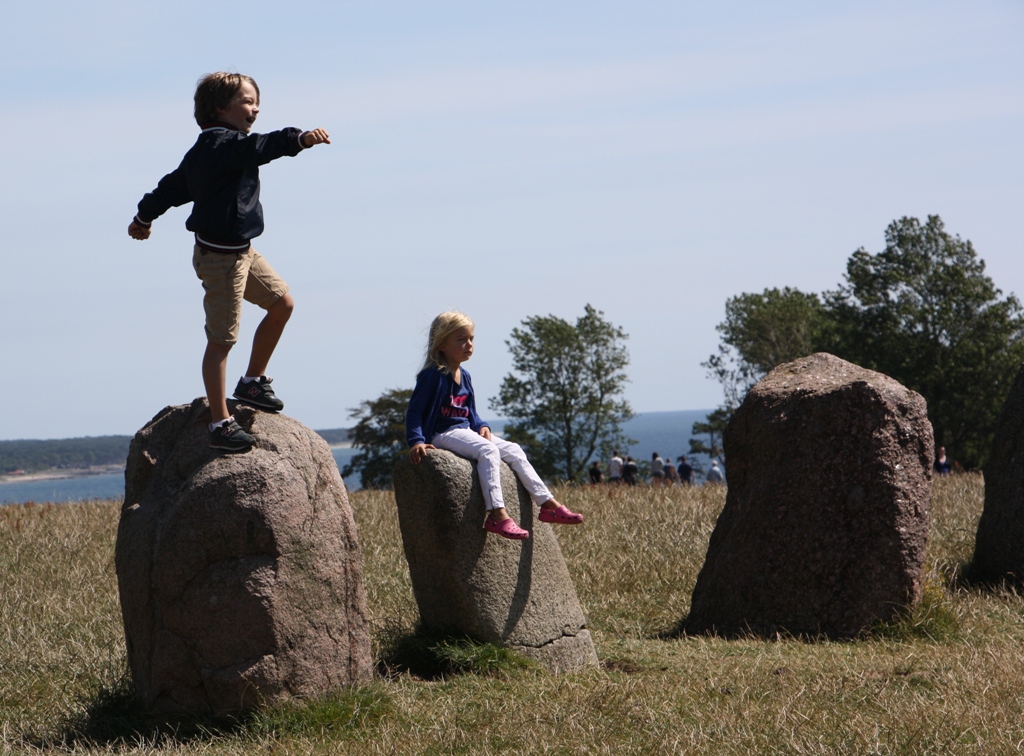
[3,474,1024,754]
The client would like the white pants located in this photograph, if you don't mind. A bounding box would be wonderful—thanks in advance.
[431,428,552,511]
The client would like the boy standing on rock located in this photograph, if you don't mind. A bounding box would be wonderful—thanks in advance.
[128,72,330,453]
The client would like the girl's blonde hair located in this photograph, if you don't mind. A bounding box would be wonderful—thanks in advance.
[422,311,474,373]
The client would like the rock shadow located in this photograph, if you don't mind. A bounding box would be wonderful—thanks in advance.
[27,672,246,750]
[502,504,535,639]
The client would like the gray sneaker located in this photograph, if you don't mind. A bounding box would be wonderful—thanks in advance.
[233,376,284,412]
[209,418,255,453]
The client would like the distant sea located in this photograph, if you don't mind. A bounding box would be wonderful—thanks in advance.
[0,410,717,506]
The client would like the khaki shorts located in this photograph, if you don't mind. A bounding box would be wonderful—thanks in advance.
[192,245,289,346]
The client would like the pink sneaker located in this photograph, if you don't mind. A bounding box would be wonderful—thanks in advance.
[484,516,530,540]
[538,504,584,525]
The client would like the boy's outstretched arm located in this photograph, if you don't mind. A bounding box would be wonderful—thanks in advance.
[131,166,188,240]
[301,128,331,147]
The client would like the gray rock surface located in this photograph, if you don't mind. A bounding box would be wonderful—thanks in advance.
[116,399,372,716]
[392,450,597,672]
[973,365,1024,582]
[686,353,932,638]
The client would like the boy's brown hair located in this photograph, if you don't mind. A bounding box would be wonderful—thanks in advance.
[193,72,260,126]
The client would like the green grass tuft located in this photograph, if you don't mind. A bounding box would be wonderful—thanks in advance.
[379,630,536,679]
[248,685,391,738]
[870,583,962,642]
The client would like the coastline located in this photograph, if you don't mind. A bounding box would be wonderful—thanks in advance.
[0,464,126,486]
[0,441,352,486]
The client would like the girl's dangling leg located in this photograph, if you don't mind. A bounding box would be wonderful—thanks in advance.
[492,436,584,525]
[491,437,551,504]
[428,428,530,539]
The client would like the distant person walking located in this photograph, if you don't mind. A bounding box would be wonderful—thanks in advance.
[705,460,725,485]
[623,456,639,486]
[608,450,623,484]
[677,456,694,485]
[589,460,604,484]
[651,452,665,486]
[663,458,679,485]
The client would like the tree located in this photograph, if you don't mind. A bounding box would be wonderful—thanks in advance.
[705,215,1024,468]
[699,287,826,460]
[490,304,634,482]
[824,215,1024,467]
[688,407,729,462]
[340,388,412,489]
[703,287,827,409]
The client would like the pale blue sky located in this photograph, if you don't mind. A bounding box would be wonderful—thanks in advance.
[2,1,1022,440]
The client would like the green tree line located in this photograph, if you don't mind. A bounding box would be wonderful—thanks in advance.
[0,436,133,474]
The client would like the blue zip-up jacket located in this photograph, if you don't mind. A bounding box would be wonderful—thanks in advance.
[135,122,306,249]
[406,367,490,447]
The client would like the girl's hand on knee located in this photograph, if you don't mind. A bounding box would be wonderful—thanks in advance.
[410,443,435,464]
[479,427,492,440]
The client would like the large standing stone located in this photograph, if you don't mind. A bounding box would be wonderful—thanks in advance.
[686,353,932,638]
[392,451,597,672]
[973,365,1024,582]
[116,399,372,716]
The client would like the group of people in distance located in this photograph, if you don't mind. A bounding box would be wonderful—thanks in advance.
[129,72,583,542]
[591,451,725,486]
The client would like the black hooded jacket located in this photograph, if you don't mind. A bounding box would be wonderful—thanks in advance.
[136,122,306,250]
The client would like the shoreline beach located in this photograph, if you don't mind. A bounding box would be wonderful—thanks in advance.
[0,443,353,487]
[0,464,126,486]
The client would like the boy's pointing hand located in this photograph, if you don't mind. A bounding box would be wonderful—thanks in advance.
[302,128,331,147]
